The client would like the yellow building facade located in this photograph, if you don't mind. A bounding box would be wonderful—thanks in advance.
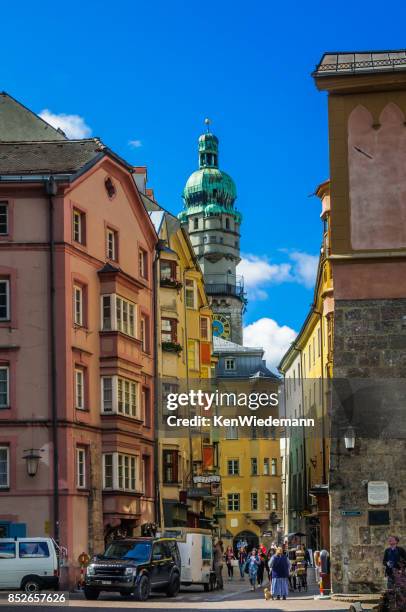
[212,340,282,550]
[279,180,333,550]
[142,190,215,529]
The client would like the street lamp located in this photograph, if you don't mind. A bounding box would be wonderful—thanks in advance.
[23,449,42,477]
[344,427,356,451]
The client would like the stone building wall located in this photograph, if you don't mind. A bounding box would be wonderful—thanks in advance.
[330,298,406,593]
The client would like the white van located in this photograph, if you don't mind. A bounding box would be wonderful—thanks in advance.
[164,528,215,591]
[0,538,59,592]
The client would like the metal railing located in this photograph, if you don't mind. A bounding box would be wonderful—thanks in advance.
[204,274,245,299]
[315,54,406,76]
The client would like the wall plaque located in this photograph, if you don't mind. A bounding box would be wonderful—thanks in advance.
[368,481,389,505]
[368,510,390,526]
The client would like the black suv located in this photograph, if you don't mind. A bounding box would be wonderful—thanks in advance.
[84,537,181,601]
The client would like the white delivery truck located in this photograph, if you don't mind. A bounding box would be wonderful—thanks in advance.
[164,528,215,591]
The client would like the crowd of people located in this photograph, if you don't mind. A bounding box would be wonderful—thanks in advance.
[213,540,310,601]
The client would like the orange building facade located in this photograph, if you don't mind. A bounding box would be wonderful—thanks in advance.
[0,124,157,587]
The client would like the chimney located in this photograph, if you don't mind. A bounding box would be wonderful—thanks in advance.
[146,188,155,201]
[133,166,147,194]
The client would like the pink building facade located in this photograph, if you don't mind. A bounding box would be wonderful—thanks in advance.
[0,134,157,587]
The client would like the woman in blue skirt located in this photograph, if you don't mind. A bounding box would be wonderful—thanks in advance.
[268,547,290,600]
[247,548,260,591]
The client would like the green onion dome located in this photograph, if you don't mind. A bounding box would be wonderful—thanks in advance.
[179,128,241,222]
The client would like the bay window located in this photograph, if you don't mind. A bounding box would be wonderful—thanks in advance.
[101,376,139,418]
[101,294,136,337]
[160,260,177,283]
[103,452,138,492]
[161,318,177,343]
[185,278,196,308]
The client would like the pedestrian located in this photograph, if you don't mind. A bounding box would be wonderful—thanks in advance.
[268,546,290,601]
[225,545,235,580]
[213,540,224,590]
[265,549,273,582]
[383,535,406,589]
[302,544,311,567]
[257,549,266,586]
[247,548,260,591]
[238,546,247,580]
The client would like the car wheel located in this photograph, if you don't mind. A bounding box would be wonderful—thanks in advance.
[134,575,150,601]
[22,579,42,593]
[166,573,180,597]
[83,587,100,600]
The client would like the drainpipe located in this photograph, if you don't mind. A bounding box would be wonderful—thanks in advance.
[314,310,327,485]
[153,243,162,528]
[298,348,308,531]
[45,176,59,544]
[183,268,193,487]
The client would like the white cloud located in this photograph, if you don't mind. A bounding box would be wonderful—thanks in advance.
[244,317,297,370]
[238,251,318,300]
[39,109,91,139]
[289,251,319,289]
[128,139,143,148]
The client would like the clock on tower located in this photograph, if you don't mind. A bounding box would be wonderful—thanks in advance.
[212,315,231,339]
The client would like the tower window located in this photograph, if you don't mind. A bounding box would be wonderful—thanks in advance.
[225,218,230,230]
[193,218,199,230]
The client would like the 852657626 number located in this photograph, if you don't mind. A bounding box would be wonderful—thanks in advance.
[5,593,68,605]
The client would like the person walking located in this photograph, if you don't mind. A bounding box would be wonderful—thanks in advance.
[257,549,266,586]
[268,546,290,600]
[225,545,235,580]
[383,535,406,588]
[238,546,247,580]
[265,548,273,582]
[213,540,224,590]
[247,548,260,591]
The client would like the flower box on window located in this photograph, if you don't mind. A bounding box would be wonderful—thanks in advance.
[160,278,183,290]
[162,341,183,354]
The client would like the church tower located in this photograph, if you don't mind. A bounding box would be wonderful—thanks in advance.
[179,122,246,344]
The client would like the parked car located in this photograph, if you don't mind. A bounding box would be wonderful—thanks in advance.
[84,537,181,601]
[0,538,59,593]
[164,528,215,591]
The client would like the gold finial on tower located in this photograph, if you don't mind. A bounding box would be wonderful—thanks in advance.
[204,117,211,132]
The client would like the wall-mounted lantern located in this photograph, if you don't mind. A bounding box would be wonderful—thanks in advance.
[344,427,356,451]
[23,449,42,477]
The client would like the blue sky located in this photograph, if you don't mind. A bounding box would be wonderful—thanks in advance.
[3,0,406,366]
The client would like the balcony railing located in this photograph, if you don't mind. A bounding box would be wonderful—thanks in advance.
[204,274,246,300]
